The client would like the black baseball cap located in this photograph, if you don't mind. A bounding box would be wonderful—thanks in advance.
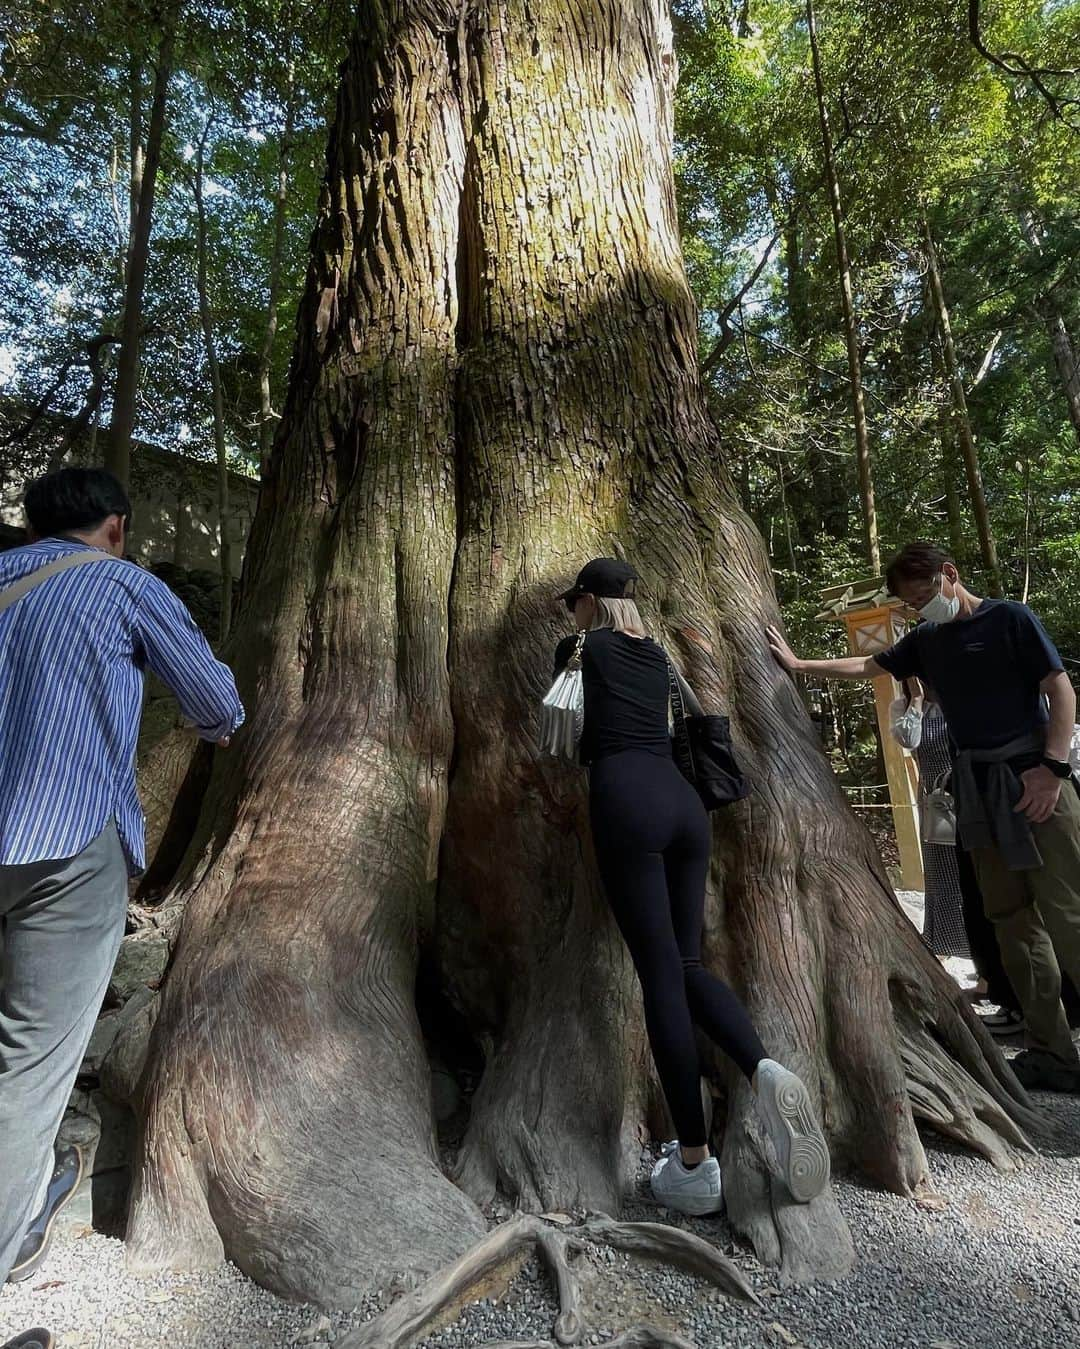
[557,558,639,607]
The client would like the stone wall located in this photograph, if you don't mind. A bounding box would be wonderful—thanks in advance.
[0,438,259,577]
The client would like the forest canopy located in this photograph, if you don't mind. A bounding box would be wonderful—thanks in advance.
[1,0,1077,663]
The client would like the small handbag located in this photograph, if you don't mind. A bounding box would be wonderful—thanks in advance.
[920,770,957,847]
[539,629,587,761]
[666,657,749,811]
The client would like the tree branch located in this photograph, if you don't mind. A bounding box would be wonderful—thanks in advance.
[967,330,1002,393]
[702,230,782,373]
[967,0,1080,127]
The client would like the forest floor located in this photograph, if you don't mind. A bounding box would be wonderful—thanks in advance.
[3,897,1079,1349]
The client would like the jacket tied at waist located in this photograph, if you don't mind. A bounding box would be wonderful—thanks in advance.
[952,732,1046,872]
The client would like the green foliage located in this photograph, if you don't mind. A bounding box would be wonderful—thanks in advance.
[0,0,348,476]
[0,0,1077,735]
[674,0,1080,687]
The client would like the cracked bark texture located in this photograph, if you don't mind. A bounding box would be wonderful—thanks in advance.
[127,0,1035,1308]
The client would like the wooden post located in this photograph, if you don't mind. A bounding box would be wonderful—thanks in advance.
[841,604,924,891]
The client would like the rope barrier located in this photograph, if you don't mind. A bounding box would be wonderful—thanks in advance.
[847,801,915,810]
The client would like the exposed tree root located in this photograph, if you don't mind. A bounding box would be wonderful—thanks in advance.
[576,1215,759,1303]
[337,1211,758,1349]
[897,1017,1036,1168]
[720,1081,856,1288]
[485,1330,696,1349]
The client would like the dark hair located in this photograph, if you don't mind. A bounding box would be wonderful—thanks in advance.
[884,541,954,595]
[24,467,132,538]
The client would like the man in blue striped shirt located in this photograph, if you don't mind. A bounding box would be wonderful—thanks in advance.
[0,467,244,1302]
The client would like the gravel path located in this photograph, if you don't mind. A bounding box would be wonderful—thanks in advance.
[4,892,1078,1349]
[4,1091,1078,1349]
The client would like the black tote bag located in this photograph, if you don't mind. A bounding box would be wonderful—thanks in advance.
[666,657,749,811]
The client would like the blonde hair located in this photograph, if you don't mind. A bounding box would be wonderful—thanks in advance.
[589,596,647,636]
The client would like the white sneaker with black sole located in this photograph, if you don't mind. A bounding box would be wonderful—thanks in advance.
[754,1060,831,1203]
[650,1144,723,1216]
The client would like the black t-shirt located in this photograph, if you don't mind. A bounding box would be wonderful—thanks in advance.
[553,627,672,763]
[875,599,1064,751]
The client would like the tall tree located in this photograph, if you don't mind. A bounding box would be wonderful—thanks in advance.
[806,0,879,573]
[930,330,968,565]
[192,116,232,638]
[923,221,1003,596]
[1016,205,1080,444]
[106,7,179,487]
[126,0,1030,1309]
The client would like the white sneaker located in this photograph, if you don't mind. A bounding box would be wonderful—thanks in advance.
[754,1060,830,1203]
[650,1146,723,1216]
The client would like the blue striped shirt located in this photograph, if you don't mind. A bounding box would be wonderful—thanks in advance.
[0,538,244,873]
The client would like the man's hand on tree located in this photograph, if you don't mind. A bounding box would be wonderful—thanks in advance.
[1014,764,1061,824]
[766,624,801,674]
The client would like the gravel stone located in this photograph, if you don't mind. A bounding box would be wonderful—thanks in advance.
[4,1096,1078,1349]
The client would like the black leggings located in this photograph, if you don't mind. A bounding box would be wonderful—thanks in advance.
[589,750,767,1147]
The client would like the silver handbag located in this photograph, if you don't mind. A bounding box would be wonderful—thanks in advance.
[540,630,586,761]
[921,770,957,847]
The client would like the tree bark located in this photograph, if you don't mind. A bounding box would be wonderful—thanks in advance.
[192,119,233,640]
[129,0,1034,1311]
[127,53,145,260]
[806,0,879,574]
[106,13,176,488]
[922,221,1002,595]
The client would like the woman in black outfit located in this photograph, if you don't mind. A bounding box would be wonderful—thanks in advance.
[552,559,830,1216]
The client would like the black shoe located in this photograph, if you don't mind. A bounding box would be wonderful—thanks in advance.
[6,1147,84,1284]
[982,1008,1026,1038]
[1012,1050,1080,1094]
[1,1331,55,1349]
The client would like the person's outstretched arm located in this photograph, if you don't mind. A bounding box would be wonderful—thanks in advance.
[135,575,245,743]
[766,625,886,680]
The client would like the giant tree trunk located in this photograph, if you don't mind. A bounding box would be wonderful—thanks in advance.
[128,0,1034,1312]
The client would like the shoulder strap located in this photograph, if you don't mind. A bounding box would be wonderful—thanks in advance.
[0,549,115,618]
[664,650,706,716]
[673,664,705,718]
[665,652,697,782]
[565,628,587,669]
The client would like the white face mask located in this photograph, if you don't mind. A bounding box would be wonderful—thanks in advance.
[918,575,960,624]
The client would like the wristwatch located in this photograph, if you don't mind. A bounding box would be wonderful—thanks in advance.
[1041,755,1073,779]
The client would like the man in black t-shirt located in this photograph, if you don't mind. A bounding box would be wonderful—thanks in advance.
[768,542,1080,1093]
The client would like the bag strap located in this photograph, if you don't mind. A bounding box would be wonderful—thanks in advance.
[565,628,587,670]
[673,664,705,718]
[0,548,115,618]
[665,653,696,782]
[665,651,706,717]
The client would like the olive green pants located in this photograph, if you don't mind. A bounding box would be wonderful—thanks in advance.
[970,780,1080,1067]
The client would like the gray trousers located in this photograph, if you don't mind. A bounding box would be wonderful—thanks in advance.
[0,822,128,1281]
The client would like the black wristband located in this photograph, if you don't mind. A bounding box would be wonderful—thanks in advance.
[1041,755,1072,780]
